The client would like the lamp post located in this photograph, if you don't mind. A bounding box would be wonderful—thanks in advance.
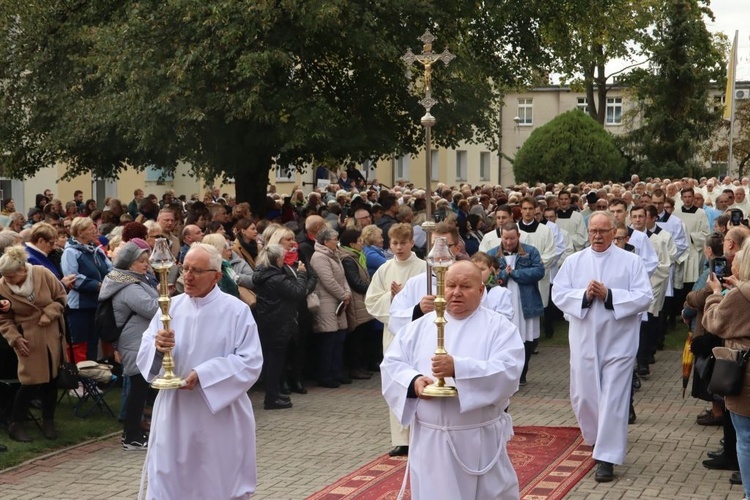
[402,29,455,292]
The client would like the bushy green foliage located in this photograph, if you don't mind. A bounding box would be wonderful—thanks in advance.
[0,1,547,212]
[513,110,626,184]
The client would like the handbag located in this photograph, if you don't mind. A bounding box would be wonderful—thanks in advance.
[306,292,321,314]
[238,286,257,309]
[708,347,750,396]
[57,341,79,390]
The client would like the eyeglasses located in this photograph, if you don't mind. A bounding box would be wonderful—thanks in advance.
[588,228,614,236]
[182,266,218,276]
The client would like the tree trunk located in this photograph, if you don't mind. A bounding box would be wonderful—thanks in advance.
[234,155,272,218]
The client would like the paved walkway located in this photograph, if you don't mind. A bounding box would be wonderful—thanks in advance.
[0,345,740,499]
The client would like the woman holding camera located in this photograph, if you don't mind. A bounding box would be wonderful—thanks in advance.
[703,244,750,495]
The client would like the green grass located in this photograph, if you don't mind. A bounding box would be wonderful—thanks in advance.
[539,318,689,351]
[0,386,123,470]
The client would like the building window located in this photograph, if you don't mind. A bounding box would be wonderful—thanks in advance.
[517,98,533,125]
[456,150,467,181]
[431,150,439,182]
[576,97,589,114]
[480,152,490,181]
[396,155,410,180]
[606,97,623,125]
[275,165,294,182]
[145,165,173,182]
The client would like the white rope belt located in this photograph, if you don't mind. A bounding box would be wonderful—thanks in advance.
[417,413,509,476]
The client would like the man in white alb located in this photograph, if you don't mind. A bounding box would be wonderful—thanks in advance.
[382,260,524,499]
[552,213,652,483]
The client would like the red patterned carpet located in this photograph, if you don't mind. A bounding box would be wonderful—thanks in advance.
[306,426,593,500]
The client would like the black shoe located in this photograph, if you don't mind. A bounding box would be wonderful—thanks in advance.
[278,393,291,401]
[532,348,539,355]
[594,461,614,482]
[629,405,637,425]
[648,356,656,364]
[264,399,293,410]
[337,376,353,385]
[279,381,291,396]
[8,422,32,443]
[42,420,58,440]
[707,447,724,459]
[702,455,739,471]
[351,369,372,380]
[290,381,308,394]
[636,365,650,378]
[0,442,6,452]
[318,379,340,388]
[519,377,527,387]
[389,445,409,457]
[730,471,742,485]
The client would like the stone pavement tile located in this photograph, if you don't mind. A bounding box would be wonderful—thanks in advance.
[0,345,746,499]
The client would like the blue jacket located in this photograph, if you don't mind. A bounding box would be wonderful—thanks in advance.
[490,243,544,318]
[62,239,112,309]
[364,245,387,276]
[25,244,62,279]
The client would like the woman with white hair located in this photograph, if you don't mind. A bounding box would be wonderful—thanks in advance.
[0,246,67,442]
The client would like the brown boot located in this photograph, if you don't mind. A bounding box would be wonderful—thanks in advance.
[42,420,58,440]
[8,422,32,442]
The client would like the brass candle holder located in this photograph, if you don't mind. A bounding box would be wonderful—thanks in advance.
[149,237,183,390]
[422,236,457,397]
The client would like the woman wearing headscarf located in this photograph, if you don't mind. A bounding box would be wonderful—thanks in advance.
[0,246,67,442]
[98,239,158,450]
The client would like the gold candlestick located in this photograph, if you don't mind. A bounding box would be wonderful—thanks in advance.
[149,238,183,390]
[422,236,457,397]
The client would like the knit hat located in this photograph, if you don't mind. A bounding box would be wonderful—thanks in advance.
[129,238,150,251]
[114,240,149,269]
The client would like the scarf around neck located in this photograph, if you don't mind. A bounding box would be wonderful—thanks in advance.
[6,263,35,301]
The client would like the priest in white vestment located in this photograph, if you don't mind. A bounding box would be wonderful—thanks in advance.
[552,213,652,483]
[137,244,263,500]
[382,261,524,500]
[364,223,425,456]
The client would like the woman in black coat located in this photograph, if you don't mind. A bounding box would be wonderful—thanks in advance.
[252,243,308,410]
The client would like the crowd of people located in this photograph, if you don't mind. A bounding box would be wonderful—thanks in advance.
[1,172,750,496]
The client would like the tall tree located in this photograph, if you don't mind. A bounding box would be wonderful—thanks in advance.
[620,0,725,179]
[702,100,750,177]
[0,1,545,212]
[537,0,658,124]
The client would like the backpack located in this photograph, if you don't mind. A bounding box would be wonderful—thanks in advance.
[95,296,135,343]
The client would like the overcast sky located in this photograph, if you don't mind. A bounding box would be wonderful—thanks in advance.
[707,0,750,80]
[553,0,750,83]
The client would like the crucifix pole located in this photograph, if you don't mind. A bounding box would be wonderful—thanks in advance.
[402,29,455,292]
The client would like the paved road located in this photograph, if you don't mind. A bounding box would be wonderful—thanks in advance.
[0,346,739,499]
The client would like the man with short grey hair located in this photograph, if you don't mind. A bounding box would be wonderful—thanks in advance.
[137,243,263,499]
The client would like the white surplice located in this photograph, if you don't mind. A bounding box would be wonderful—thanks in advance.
[364,252,425,446]
[519,220,556,308]
[381,307,524,500]
[389,271,491,338]
[136,286,263,500]
[486,286,514,321]
[673,207,709,284]
[552,245,652,465]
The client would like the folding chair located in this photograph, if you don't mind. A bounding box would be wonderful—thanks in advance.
[76,376,117,418]
[0,378,43,432]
